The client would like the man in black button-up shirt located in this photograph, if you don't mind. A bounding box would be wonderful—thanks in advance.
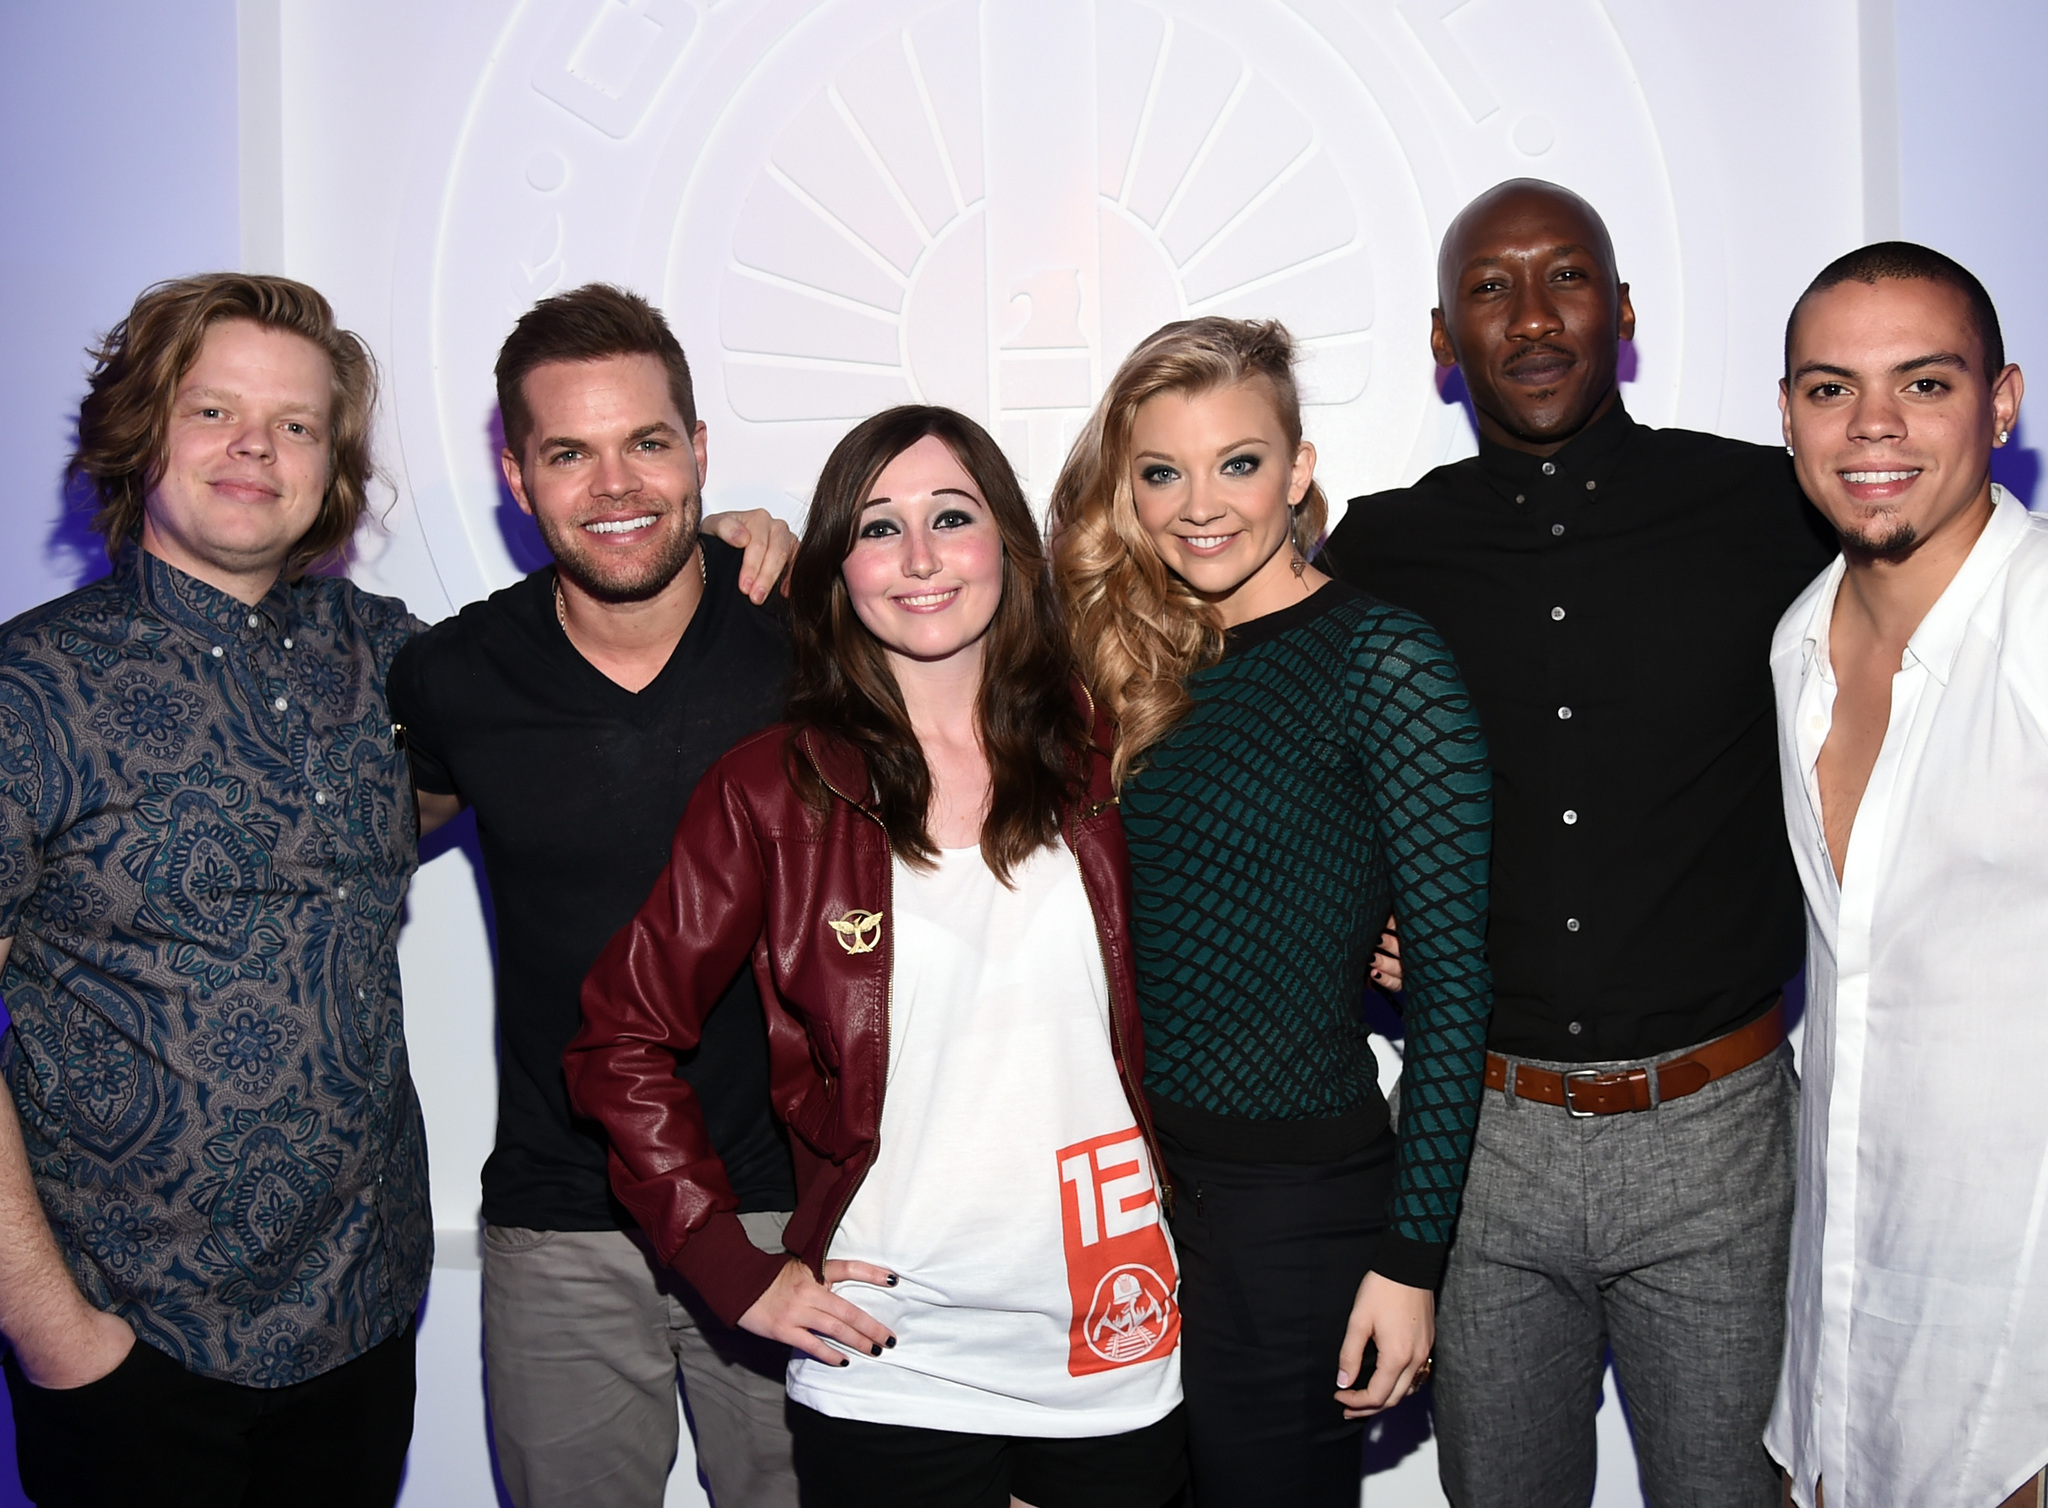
[1322,180,1833,1507]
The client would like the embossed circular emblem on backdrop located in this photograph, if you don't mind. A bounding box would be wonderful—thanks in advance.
[404,0,1685,601]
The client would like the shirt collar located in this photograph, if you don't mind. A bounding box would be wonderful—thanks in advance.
[1902,484,2030,685]
[1475,394,1639,490]
[1799,485,2029,687]
[123,544,297,644]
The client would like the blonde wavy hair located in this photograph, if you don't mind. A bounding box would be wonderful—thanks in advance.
[1048,317,1326,786]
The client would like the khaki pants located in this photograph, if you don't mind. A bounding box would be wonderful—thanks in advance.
[483,1217,797,1508]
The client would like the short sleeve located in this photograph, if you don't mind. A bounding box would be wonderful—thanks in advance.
[385,637,458,797]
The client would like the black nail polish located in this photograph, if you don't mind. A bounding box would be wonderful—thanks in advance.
[884,1337,896,1349]
[886,1274,899,1286]
[870,1343,882,1356]
[837,1357,850,1367]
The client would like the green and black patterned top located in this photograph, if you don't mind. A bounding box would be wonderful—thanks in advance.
[1122,581,1493,1287]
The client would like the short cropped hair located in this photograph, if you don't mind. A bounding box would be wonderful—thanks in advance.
[495,284,697,455]
[1787,241,2005,376]
[70,274,379,576]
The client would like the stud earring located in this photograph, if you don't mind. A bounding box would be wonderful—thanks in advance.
[1997,429,2010,445]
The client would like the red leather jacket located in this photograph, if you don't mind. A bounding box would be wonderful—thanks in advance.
[564,708,1163,1326]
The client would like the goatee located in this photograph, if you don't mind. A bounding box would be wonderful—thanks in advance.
[1839,516,1919,561]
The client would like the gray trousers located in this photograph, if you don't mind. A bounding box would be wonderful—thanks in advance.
[482,1216,798,1508]
[1434,1043,1797,1508]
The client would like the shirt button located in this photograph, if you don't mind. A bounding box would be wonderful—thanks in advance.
[1568,1020,1583,1035]
[246,614,260,628]
[314,790,329,805]
[283,637,294,650]
[273,696,288,712]
[1585,479,1597,492]
[1541,461,1557,476]
[211,645,225,658]
[1563,809,1578,824]
[1566,918,1581,932]
[1558,706,1572,720]
[1551,606,1566,621]
[1514,493,1527,505]
[1551,523,1565,536]
[336,885,349,900]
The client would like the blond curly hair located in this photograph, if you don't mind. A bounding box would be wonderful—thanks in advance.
[1048,317,1327,786]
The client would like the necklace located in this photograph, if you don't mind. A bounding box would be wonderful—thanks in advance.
[555,544,707,631]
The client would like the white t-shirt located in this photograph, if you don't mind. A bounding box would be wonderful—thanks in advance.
[786,839,1182,1437]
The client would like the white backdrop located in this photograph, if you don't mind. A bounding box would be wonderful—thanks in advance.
[16,1,2042,1505]
[276,4,1865,1504]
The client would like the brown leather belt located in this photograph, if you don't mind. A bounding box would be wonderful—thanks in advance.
[1483,999,1785,1117]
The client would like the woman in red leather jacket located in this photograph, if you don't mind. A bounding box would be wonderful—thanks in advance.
[566,406,1187,1508]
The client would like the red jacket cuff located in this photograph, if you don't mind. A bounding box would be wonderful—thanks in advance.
[665,1212,791,1326]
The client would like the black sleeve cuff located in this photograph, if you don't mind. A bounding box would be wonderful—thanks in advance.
[1370,1231,1449,1291]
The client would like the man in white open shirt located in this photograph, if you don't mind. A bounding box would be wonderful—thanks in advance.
[1769,241,2044,1508]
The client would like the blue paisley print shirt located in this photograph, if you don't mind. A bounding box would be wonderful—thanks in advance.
[0,548,431,1386]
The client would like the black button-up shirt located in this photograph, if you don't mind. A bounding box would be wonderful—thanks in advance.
[0,548,431,1385]
[1320,402,1836,1062]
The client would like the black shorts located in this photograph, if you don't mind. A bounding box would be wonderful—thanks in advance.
[789,1400,1187,1508]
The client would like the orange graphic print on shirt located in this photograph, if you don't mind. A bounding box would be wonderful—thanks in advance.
[1056,1131,1180,1376]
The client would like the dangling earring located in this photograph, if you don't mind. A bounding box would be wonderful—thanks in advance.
[1786,444,1795,457]
[1289,501,1307,576]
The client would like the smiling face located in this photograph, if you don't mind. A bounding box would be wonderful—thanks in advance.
[1781,276,2022,559]
[140,318,335,601]
[841,434,1005,672]
[1432,182,1635,454]
[502,352,705,601]
[1128,379,1317,627]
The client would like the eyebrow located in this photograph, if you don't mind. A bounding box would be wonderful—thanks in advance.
[1460,243,1589,274]
[1791,351,1973,383]
[184,386,325,417]
[861,487,983,507]
[538,421,682,451]
[1132,437,1270,463]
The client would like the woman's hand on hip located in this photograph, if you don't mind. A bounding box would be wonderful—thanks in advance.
[1333,1271,1433,1418]
[737,1256,897,1366]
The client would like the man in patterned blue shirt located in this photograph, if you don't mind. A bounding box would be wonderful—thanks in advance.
[0,274,435,1506]
[0,275,797,1507]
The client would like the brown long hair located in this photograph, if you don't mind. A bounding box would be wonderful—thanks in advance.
[1048,317,1327,786]
[786,406,1086,881]
[69,273,379,577]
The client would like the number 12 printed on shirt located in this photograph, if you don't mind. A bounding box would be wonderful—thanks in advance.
[1056,1131,1181,1377]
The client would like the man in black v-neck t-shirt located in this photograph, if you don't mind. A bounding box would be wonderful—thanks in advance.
[387,286,800,1508]
[1317,183,1832,1507]
[391,542,793,1229]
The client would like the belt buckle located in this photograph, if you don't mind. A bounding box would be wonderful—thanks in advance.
[1562,1069,1602,1118]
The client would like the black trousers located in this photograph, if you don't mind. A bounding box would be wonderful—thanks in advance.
[4,1322,416,1508]
[789,1401,1187,1508]
[1163,1130,1396,1508]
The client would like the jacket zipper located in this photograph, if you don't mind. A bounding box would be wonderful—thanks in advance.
[1070,818,1175,1221]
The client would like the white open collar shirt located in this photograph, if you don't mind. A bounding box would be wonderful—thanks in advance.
[1767,486,2048,1508]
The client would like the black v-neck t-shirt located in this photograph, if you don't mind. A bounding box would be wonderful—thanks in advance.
[388,538,796,1230]
[1318,403,1837,1064]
